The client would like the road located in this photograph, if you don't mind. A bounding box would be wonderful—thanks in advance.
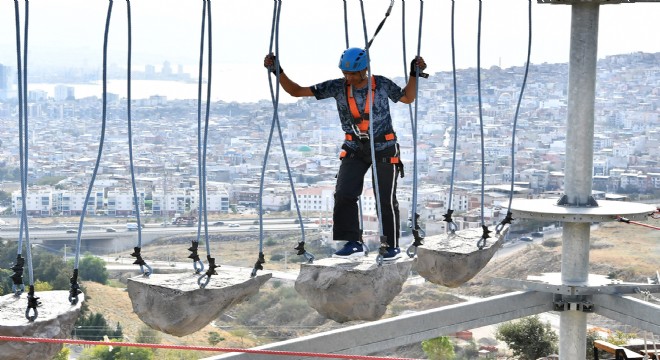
[0,219,311,241]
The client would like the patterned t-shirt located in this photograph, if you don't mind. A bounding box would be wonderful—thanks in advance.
[310,75,405,152]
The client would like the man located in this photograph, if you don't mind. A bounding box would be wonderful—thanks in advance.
[264,48,426,261]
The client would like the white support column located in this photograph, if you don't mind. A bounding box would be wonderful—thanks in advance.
[561,3,600,359]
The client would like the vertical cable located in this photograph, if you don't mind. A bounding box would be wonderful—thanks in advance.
[358,0,385,247]
[202,0,214,269]
[343,0,350,48]
[125,0,150,277]
[497,0,533,234]
[191,0,207,274]
[12,0,27,298]
[476,0,485,227]
[475,0,492,249]
[196,0,219,289]
[410,0,424,240]
[443,0,459,234]
[70,0,113,305]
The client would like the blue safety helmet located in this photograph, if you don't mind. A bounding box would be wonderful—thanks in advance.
[338,47,368,72]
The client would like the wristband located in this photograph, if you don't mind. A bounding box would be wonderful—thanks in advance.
[270,65,284,75]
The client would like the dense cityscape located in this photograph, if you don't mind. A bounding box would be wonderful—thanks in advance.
[0,51,658,234]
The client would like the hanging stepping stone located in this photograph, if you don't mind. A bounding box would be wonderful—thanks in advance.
[127,271,272,336]
[414,225,509,288]
[0,291,84,360]
[295,256,413,323]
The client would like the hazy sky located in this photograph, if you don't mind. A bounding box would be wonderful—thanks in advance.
[1,0,659,103]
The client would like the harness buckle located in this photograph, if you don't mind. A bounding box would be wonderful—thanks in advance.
[351,124,370,140]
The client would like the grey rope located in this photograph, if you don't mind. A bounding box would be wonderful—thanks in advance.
[253,0,282,277]
[444,0,459,234]
[70,0,113,305]
[475,0,492,249]
[191,0,208,274]
[358,0,384,244]
[13,0,40,321]
[496,0,533,235]
[125,0,151,277]
[197,0,217,289]
[11,0,29,298]
[343,0,349,48]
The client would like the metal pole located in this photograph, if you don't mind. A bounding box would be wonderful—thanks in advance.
[561,3,599,359]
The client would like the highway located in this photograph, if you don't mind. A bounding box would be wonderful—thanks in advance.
[0,219,312,240]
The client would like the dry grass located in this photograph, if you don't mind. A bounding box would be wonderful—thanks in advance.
[81,280,259,357]
[80,213,658,358]
[589,219,659,277]
[461,216,660,297]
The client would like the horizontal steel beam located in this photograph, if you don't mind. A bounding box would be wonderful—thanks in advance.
[593,294,660,334]
[492,277,660,295]
[205,291,553,360]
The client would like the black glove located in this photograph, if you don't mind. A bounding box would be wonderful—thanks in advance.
[265,54,284,75]
[410,57,428,78]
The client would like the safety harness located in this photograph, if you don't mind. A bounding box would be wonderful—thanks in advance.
[340,77,404,177]
[346,75,376,139]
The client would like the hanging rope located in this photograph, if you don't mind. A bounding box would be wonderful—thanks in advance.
[196,0,220,289]
[475,0,492,250]
[11,0,40,321]
[125,0,152,278]
[188,0,208,275]
[253,0,281,277]
[343,0,350,48]
[271,0,313,264]
[356,0,390,264]
[69,0,113,305]
[10,0,26,299]
[496,0,533,236]
[405,0,426,258]
[442,0,460,236]
[256,0,314,279]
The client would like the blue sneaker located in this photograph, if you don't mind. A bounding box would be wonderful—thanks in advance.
[382,247,401,261]
[333,241,365,258]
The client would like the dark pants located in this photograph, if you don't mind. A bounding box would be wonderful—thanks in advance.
[333,144,401,248]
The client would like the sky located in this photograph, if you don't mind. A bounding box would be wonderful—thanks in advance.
[1,0,659,103]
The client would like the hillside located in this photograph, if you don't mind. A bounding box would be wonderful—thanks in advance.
[79,215,659,358]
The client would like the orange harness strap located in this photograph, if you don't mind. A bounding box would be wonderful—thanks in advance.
[347,76,377,132]
[344,132,396,142]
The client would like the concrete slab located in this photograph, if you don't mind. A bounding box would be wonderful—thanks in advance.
[127,271,272,336]
[414,226,508,288]
[294,256,413,323]
[0,290,84,360]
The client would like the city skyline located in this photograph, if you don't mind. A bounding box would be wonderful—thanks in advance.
[1,0,659,103]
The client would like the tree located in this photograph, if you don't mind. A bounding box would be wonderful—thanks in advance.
[74,312,122,341]
[208,331,225,345]
[115,346,154,360]
[79,345,118,360]
[0,268,13,295]
[77,254,108,284]
[33,280,53,291]
[496,315,558,360]
[586,329,602,360]
[607,330,636,346]
[422,336,455,360]
[0,190,11,206]
[53,346,70,360]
